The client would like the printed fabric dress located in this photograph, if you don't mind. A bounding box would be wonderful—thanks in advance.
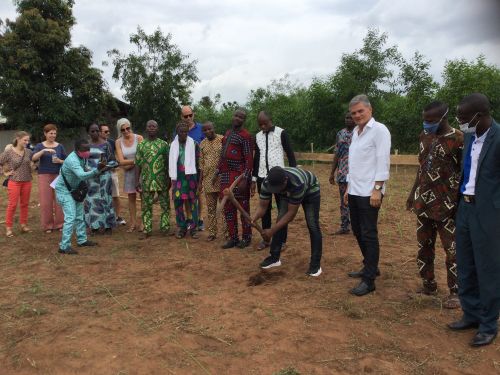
[84,142,116,230]
[172,144,199,229]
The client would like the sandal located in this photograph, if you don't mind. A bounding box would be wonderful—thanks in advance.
[20,225,31,233]
[207,235,216,242]
[126,225,136,233]
[6,228,13,238]
[176,228,187,239]
[45,229,53,234]
[443,294,461,309]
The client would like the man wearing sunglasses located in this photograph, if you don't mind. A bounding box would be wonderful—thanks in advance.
[179,106,206,231]
[448,93,500,347]
[406,101,463,309]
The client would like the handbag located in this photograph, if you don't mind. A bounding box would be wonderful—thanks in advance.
[61,172,88,202]
[2,177,9,188]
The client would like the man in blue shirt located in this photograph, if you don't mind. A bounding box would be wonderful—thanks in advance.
[180,105,206,230]
[448,93,500,347]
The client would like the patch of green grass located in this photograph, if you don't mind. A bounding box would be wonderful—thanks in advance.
[16,302,48,317]
[273,367,300,375]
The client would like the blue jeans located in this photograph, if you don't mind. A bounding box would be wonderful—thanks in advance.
[269,195,322,268]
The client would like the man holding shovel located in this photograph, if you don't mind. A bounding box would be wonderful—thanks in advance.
[251,166,323,277]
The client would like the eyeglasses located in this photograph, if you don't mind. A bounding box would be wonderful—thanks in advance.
[101,130,110,134]
[183,113,193,119]
[120,127,131,133]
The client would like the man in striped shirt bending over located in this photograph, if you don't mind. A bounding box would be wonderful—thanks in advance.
[251,166,323,276]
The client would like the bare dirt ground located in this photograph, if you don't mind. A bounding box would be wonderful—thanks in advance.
[0,164,499,375]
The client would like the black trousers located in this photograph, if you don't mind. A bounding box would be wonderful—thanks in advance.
[257,177,287,243]
[348,194,380,284]
[269,195,322,268]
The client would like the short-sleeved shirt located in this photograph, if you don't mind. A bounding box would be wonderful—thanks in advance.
[410,127,463,221]
[135,138,169,191]
[0,148,33,182]
[260,167,320,205]
[200,134,223,193]
[333,128,353,183]
[33,143,67,174]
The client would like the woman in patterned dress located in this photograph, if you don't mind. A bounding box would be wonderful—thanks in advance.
[169,122,200,239]
[84,123,116,234]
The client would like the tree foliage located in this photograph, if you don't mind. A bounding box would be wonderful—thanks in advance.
[0,0,108,137]
[107,27,198,131]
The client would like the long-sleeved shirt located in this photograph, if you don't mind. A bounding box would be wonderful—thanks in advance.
[347,117,391,196]
[55,151,99,192]
[252,126,296,180]
[218,127,253,194]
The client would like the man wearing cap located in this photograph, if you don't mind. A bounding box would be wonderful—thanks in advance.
[252,166,323,277]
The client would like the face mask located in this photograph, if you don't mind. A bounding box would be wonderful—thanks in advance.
[423,108,448,134]
[457,112,479,134]
[422,122,439,134]
[77,150,90,159]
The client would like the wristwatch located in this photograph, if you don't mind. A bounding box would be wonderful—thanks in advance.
[374,184,383,191]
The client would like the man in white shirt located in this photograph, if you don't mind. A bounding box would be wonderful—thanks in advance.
[447,93,500,347]
[344,94,391,296]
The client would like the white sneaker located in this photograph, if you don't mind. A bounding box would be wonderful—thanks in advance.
[307,266,322,277]
[260,256,281,269]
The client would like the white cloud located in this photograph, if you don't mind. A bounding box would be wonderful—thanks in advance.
[1,0,499,104]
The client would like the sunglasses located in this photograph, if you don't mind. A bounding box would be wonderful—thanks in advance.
[120,127,131,133]
[183,113,193,119]
[101,130,110,134]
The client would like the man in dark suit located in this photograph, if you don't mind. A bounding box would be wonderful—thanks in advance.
[448,93,500,347]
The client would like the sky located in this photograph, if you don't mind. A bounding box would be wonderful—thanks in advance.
[1,0,499,105]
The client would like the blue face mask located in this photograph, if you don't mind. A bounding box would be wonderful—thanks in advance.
[422,108,449,134]
[423,122,439,133]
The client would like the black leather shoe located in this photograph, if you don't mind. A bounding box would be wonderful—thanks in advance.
[350,281,375,296]
[347,269,381,278]
[78,240,98,247]
[237,239,251,249]
[447,318,479,331]
[222,239,238,249]
[470,332,497,347]
[58,247,78,255]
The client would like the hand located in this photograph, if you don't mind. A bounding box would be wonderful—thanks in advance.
[5,170,14,177]
[136,183,142,193]
[406,198,413,211]
[166,178,172,191]
[211,174,219,186]
[237,178,248,193]
[329,172,336,185]
[261,229,273,243]
[44,148,56,154]
[370,190,382,208]
[250,181,257,197]
[52,157,62,164]
[123,164,135,171]
[198,183,203,194]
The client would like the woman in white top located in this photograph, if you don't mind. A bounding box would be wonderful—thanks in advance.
[115,118,143,232]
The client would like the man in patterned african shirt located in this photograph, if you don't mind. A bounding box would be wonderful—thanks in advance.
[199,121,228,241]
[407,101,463,309]
[329,112,355,235]
[135,120,170,237]
[218,108,253,249]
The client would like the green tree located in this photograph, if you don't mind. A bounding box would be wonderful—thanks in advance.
[0,0,107,137]
[107,27,198,132]
[437,55,500,119]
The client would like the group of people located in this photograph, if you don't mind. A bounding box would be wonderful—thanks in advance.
[1,92,498,347]
[328,92,499,347]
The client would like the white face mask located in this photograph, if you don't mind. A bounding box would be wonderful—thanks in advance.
[457,112,479,134]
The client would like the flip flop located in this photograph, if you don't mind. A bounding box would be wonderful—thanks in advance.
[126,225,136,233]
[6,229,14,238]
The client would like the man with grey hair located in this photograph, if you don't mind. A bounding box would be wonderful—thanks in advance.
[344,94,391,296]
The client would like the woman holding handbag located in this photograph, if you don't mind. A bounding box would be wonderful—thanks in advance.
[0,131,33,238]
[31,124,67,233]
